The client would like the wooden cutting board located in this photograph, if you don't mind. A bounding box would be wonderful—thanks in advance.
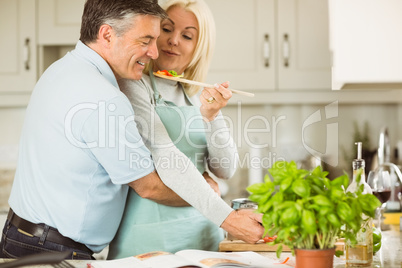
[219,239,291,252]
[219,239,345,252]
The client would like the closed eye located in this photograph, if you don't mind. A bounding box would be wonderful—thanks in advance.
[139,37,152,46]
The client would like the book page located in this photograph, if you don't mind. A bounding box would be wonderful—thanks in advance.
[88,256,147,268]
[89,250,290,268]
[175,250,288,268]
[134,251,202,268]
[89,251,203,268]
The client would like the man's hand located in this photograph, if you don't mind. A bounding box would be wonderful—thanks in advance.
[221,209,264,244]
[202,172,221,196]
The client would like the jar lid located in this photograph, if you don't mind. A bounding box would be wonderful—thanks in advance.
[231,198,258,210]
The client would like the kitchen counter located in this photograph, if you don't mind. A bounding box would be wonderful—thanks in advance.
[370,224,402,268]
[257,224,402,268]
[1,225,401,267]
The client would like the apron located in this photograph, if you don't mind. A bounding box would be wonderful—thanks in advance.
[108,73,224,259]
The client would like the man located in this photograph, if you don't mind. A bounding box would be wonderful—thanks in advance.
[0,0,264,260]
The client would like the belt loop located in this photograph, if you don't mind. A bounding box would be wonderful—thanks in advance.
[7,208,14,223]
[39,225,50,245]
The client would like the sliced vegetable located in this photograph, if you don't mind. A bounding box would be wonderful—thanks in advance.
[276,257,289,264]
[155,70,183,77]
[167,70,183,77]
[156,70,171,76]
[263,235,277,243]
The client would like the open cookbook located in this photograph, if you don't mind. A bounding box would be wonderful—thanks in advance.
[88,249,291,268]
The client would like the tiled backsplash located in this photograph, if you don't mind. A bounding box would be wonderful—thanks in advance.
[0,169,15,213]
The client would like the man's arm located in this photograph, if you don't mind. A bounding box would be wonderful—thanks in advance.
[128,170,189,206]
[129,170,264,244]
[129,171,221,206]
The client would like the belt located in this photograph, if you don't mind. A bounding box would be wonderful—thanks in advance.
[7,208,92,254]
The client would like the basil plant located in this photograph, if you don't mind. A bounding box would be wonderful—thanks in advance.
[247,161,381,258]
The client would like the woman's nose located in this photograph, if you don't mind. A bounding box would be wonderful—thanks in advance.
[168,35,179,46]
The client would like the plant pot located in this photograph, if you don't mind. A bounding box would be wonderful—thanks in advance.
[295,248,335,268]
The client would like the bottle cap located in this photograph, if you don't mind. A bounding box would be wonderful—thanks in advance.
[353,142,365,170]
[356,142,362,159]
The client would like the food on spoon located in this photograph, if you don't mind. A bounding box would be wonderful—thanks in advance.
[155,70,183,77]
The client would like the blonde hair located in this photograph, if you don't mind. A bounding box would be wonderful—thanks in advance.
[145,0,216,96]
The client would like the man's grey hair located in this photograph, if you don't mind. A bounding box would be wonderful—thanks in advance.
[80,0,167,44]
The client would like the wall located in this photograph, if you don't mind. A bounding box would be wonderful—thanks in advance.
[0,101,401,206]
[0,107,25,212]
[219,102,402,202]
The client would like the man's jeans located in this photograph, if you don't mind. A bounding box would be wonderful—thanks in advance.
[0,219,93,260]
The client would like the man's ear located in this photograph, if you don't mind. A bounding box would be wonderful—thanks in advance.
[98,24,113,48]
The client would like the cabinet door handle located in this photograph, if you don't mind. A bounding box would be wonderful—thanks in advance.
[23,38,30,70]
[282,34,289,67]
[263,34,270,67]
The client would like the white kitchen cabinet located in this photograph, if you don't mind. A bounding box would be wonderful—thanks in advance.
[204,0,275,91]
[37,0,85,45]
[204,0,331,91]
[329,0,402,90]
[37,0,84,76]
[0,0,36,94]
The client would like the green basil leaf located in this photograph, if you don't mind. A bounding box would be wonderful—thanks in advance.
[327,213,341,228]
[246,183,269,194]
[336,201,354,221]
[280,177,293,192]
[335,250,344,257]
[276,244,283,259]
[302,209,317,234]
[330,188,345,201]
[313,195,333,207]
[319,206,333,216]
[281,207,300,226]
[292,179,311,198]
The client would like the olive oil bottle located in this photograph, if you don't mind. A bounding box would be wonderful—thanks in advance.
[345,142,373,267]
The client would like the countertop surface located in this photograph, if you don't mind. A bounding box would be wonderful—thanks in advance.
[1,225,401,267]
[257,224,402,268]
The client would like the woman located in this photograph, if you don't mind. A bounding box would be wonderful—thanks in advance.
[108,0,237,258]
